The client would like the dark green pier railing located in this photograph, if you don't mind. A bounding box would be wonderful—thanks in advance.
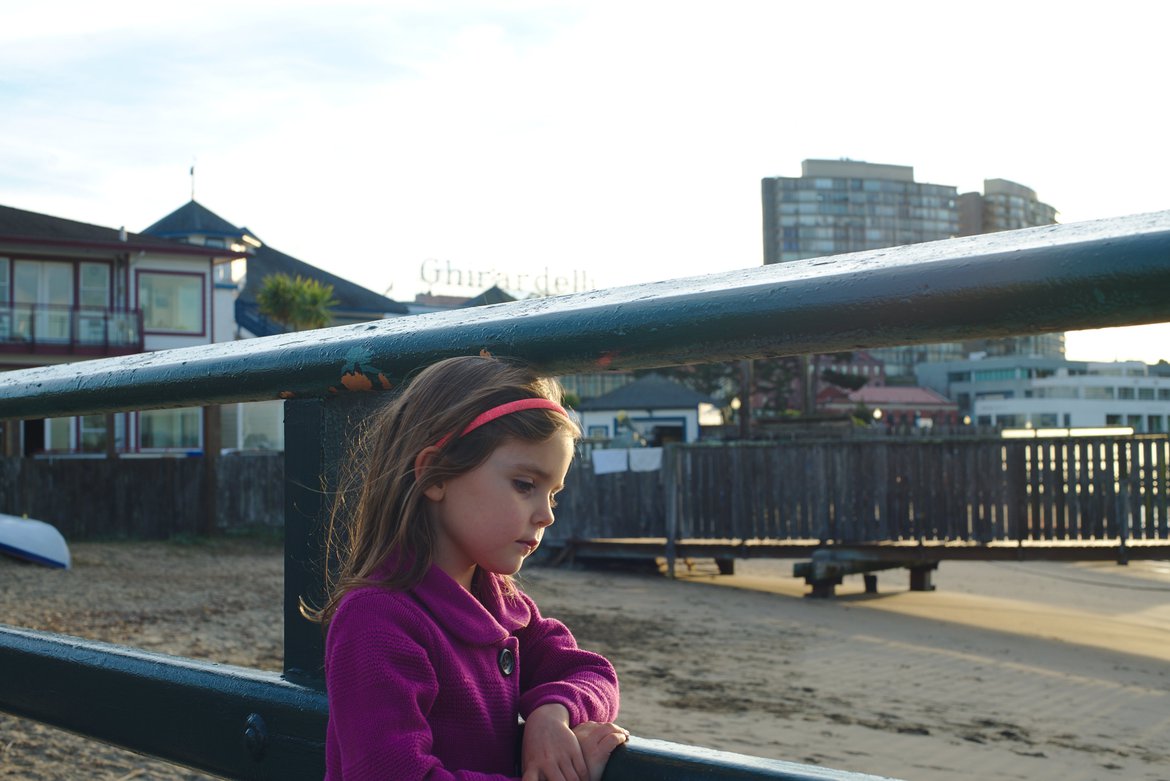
[2,210,1170,779]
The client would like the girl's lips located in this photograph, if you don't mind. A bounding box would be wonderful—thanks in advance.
[518,540,539,553]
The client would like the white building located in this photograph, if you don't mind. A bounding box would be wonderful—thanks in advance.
[975,364,1170,432]
[917,356,1170,432]
[575,374,717,445]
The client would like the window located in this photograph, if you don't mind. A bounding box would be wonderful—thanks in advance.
[241,399,283,450]
[140,408,202,450]
[1118,387,1135,400]
[139,272,204,334]
[14,260,72,341]
[1139,388,1155,401]
[1084,386,1114,400]
[974,368,1018,382]
[45,418,72,451]
[78,263,112,344]
[0,257,8,340]
[79,414,125,453]
[79,263,110,307]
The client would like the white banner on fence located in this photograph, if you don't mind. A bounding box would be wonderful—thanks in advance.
[592,449,629,475]
[629,447,663,472]
[591,447,663,474]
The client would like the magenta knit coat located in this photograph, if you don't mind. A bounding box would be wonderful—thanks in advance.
[324,564,620,780]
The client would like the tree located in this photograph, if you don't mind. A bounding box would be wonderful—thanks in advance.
[636,356,802,417]
[821,368,867,392]
[257,273,338,331]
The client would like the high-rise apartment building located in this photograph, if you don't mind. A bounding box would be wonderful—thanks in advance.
[761,159,959,264]
[761,160,1063,381]
[957,179,1058,236]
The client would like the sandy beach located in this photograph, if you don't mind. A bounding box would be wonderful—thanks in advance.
[2,539,1168,780]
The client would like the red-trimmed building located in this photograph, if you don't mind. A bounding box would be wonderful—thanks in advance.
[1,204,246,455]
[817,385,960,428]
[2,200,405,457]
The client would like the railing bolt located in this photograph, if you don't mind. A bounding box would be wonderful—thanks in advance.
[243,712,269,761]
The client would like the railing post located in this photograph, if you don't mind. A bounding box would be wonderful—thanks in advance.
[664,444,678,577]
[201,405,220,536]
[284,398,328,685]
[283,394,383,685]
[1117,440,1130,565]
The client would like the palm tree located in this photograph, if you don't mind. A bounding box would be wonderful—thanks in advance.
[256,273,338,331]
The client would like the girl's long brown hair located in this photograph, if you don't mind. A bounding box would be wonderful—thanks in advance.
[308,355,578,628]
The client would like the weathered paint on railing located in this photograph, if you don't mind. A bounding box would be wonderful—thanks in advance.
[1,210,1169,420]
[2,211,1170,780]
[0,625,327,780]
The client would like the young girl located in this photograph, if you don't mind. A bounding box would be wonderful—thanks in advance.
[317,355,627,780]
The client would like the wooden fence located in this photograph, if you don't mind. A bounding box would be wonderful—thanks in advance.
[549,435,1170,549]
[0,454,283,539]
[7,435,1168,549]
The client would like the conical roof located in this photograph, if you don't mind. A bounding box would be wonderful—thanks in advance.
[142,200,243,239]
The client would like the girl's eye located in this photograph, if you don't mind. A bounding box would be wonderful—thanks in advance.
[513,479,535,494]
[550,495,559,509]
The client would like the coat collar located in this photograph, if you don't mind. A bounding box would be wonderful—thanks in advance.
[409,563,533,646]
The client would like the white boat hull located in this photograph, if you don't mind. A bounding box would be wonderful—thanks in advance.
[0,514,71,569]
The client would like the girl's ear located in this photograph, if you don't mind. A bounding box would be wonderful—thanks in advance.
[415,446,445,501]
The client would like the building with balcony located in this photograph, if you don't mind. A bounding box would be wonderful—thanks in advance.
[1,200,407,457]
[0,204,248,456]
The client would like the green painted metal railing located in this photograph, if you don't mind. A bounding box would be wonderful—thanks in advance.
[1,211,1170,779]
[3,211,1169,416]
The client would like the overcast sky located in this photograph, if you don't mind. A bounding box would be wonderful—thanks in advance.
[2,0,1167,361]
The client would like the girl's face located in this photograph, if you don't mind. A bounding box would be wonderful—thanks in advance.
[425,433,574,590]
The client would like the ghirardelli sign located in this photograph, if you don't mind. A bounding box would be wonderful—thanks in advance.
[420,258,595,297]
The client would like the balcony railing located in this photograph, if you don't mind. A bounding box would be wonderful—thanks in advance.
[0,303,144,354]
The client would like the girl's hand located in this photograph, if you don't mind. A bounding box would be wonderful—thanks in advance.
[522,703,588,781]
[572,721,629,781]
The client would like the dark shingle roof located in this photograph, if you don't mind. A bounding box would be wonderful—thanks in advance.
[0,203,200,252]
[142,200,242,239]
[577,374,716,411]
[460,285,518,308]
[240,244,407,316]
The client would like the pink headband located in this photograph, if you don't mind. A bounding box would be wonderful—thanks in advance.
[434,398,570,449]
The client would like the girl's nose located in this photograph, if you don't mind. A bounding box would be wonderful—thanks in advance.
[534,500,555,527]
